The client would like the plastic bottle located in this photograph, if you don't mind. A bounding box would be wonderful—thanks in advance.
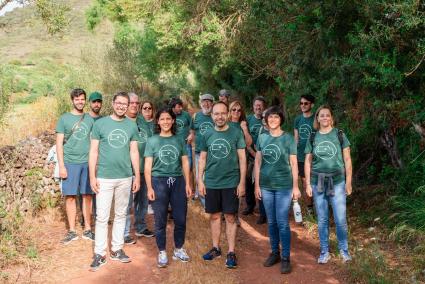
[293,200,303,224]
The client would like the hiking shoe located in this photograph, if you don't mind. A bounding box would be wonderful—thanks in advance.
[82,230,95,241]
[263,252,281,267]
[124,235,136,244]
[203,247,222,261]
[225,252,237,269]
[61,231,79,245]
[281,257,291,274]
[340,250,352,263]
[173,247,190,262]
[318,251,331,264]
[90,254,106,272]
[110,249,131,263]
[135,229,155,238]
[256,215,267,225]
[158,250,168,268]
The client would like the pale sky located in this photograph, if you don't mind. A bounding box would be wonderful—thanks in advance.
[0,1,24,17]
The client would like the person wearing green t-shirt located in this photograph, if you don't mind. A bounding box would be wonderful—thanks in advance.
[89,92,140,272]
[294,94,315,216]
[254,106,301,274]
[244,96,267,224]
[144,107,192,268]
[198,101,246,269]
[304,105,353,264]
[56,88,95,245]
[190,93,214,207]
[123,93,155,245]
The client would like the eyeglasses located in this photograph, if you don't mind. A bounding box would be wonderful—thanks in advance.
[142,106,152,110]
[130,101,140,105]
[231,108,242,112]
[114,102,128,107]
[300,101,311,106]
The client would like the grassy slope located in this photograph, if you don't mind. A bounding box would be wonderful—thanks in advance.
[0,0,113,146]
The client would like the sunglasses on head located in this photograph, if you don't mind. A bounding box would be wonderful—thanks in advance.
[300,101,311,106]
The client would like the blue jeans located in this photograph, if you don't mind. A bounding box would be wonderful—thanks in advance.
[124,176,148,237]
[312,182,348,253]
[261,188,292,258]
[186,143,193,170]
[152,176,187,251]
[195,152,205,207]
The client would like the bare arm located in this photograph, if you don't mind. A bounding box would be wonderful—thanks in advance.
[144,157,155,200]
[305,153,313,197]
[130,141,140,193]
[240,121,253,147]
[56,133,67,178]
[254,151,262,199]
[197,151,207,196]
[289,155,301,199]
[182,156,192,198]
[89,139,100,193]
[294,129,299,144]
[187,130,195,144]
[343,147,353,195]
[236,148,247,197]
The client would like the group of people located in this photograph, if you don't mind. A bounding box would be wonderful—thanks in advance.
[55,88,352,275]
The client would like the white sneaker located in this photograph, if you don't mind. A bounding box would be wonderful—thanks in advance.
[148,204,154,215]
[173,247,190,262]
[317,251,331,264]
[157,250,168,268]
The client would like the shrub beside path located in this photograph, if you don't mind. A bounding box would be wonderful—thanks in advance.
[10,202,345,283]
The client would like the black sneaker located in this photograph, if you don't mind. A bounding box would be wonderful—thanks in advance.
[202,247,221,261]
[61,231,79,245]
[90,254,106,272]
[256,215,267,225]
[110,249,131,263]
[82,230,95,241]
[225,252,237,268]
[263,252,281,267]
[124,235,136,245]
[135,229,155,238]
[281,257,291,274]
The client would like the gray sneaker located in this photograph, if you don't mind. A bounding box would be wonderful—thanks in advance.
[158,250,168,268]
[90,254,106,272]
[61,231,79,245]
[340,250,352,263]
[124,235,136,244]
[317,251,331,264]
[82,230,95,241]
[110,249,131,263]
[173,247,190,262]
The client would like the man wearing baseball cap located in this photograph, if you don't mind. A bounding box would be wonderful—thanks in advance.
[88,91,103,121]
[218,89,230,105]
[190,93,214,207]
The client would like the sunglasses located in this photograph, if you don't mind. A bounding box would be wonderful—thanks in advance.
[300,101,311,106]
[231,108,242,112]
[142,106,152,110]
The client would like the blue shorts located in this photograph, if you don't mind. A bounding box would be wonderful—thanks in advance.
[61,163,93,196]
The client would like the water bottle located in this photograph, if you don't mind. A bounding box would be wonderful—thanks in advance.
[293,200,303,224]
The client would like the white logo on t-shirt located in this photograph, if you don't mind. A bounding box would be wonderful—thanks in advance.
[108,129,129,149]
[299,124,312,140]
[72,121,89,140]
[200,122,214,135]
[176,119,185,132]
[262,144,281,164]
[159,144,179,165]
[210,138,231,159]
[314,141,337,160]
[250,124,261,135]
[138,128,147,144]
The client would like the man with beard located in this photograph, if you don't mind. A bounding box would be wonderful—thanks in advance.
[190,94,214,207]
[89,91,140,271]
[88,91,103,120]
[56,88,95,244]
[198,101,246,268]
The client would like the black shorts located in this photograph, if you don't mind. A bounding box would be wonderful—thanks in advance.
[205,188,239,214]
[298,162,305,178]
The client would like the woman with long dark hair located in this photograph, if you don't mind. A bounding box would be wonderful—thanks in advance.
[144,107,192,268]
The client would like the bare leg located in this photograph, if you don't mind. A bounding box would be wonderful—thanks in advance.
[66,196,77,231]
[82,194,93,231]
[210,213,221,248]
[225,213,237,252]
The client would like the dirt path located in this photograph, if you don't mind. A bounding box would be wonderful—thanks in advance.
[10,202,345,284]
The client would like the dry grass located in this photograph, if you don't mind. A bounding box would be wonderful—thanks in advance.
[0,96,57,146]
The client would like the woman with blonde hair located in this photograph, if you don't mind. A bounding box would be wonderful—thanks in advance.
[228,100,253,147]
[304,105,353,264]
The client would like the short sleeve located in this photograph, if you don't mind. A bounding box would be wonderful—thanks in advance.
[199,133,207,152]
[342,132,351,149]
[187,113,193,130]
[56,115,65,133]
[288,135,297,155]
[130,123,140,142]
[236,129,246,149]
[144,137,154,157]
[91,121,101,140]
[256,134,263,151]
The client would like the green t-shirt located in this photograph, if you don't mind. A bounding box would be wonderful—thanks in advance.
[191,111,214,153]
[138,116,155,136]
[91,115,103,122]
[199,125,246,189]
[247,114,263,145]
[135,115,154,173]
[294,114,315,163]
[55,112,94,164]
[256,132,297,190]
[144,134,188,177]
[91,116,139,179]
[304,128,350,185]
[229,121,242,131]
[175,111,192,141]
